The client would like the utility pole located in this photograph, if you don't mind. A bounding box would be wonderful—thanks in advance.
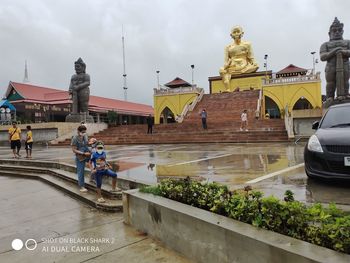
[23,60,29,83]
[122,25,128,101]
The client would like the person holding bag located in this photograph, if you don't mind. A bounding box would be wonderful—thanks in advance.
[8,121,21,158]
[71,125,91,192]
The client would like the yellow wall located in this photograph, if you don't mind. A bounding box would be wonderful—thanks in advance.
[262,80,322,116]
[154,92,199,124]
[211,75,265,93]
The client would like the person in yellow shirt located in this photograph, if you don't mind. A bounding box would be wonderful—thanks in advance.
[25,125,33,158]
[8,121,21,158]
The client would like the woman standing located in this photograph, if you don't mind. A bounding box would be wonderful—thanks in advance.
[71,125,91,192]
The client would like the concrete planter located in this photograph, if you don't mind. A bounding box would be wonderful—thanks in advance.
[123,190,350,263]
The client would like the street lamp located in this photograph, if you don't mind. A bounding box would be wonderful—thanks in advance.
[156,70,160,89]
[311,51,316,74]
[264,54,268,82]
[190,64,195,85]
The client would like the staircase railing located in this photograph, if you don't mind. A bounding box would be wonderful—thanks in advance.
[177,88,204,123]
[284,105,295,139]
[255,89,263,119]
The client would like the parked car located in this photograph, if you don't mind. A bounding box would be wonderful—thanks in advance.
[304,102,350,179]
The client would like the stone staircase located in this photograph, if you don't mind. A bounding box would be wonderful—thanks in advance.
[56,90,288,145]
[0,159,144,212]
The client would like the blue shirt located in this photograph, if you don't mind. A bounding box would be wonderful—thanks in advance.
[90,151,108,170]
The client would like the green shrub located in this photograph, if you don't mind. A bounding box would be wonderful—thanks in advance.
[140,178,350,254]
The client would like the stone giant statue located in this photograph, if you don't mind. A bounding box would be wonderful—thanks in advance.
[219,26,259,91]
[69,58,90,114]
[320,17,350,102]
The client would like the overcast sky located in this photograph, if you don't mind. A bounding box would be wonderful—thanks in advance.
[1,0,349,105]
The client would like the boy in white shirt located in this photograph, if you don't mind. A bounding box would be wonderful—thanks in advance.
[240,110,248,131]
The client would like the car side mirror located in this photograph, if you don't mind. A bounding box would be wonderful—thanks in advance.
[312,121,319,130]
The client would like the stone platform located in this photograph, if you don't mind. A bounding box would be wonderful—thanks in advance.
[65,113,94,123]
[323,97,350,108]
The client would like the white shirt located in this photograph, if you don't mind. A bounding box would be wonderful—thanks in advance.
[241,112,247,121]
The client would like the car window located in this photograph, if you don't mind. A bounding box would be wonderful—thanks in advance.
[320,106,350,128]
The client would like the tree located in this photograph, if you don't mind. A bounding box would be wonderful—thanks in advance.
[107,110,118,125]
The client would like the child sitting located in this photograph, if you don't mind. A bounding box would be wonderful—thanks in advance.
[90,141,118,203]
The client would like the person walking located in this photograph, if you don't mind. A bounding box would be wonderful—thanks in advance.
[147,114,153,134]
[25,125,33,159]
[200,109,208,129]
[240,109,248,131]
[71,125,91,192]
[8,121,21,158]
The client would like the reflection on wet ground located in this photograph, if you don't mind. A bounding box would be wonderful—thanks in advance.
[0,143,304,185]
[0,177,192,262]
[0,142,349,208]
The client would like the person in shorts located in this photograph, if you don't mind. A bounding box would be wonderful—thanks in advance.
[8,121,21,158]
[25,125,33,158]
[240,109,248,131]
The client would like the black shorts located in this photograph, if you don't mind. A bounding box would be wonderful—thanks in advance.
[10,140,21,150]
[25,142,33,150]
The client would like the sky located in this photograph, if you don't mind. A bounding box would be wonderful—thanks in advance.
[0,0,349,106]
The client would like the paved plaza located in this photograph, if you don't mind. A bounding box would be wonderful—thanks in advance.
[0,142,349,206]
[1,142,350,262]
[0,176,191,263]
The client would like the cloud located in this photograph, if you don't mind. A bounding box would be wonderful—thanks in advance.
[1,0,350,105]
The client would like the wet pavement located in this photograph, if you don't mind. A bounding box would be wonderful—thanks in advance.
[1,142,350,261]
[0,142,350,208]
[0,176,192,263]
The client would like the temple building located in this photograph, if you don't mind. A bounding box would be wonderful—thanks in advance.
[153,77,203,124]
[153,26,322,125]
[3,81,153,124]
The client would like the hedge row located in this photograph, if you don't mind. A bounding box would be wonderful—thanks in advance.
[140,178,350,254]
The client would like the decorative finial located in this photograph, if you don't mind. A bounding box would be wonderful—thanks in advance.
[330,17,343,30]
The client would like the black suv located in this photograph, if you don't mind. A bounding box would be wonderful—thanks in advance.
[304,103,350,179]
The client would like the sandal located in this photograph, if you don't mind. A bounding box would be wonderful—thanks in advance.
[97,197,106,203]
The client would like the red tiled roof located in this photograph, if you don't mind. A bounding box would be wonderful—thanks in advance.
[164,77,192,88]
[7,81,153,116]
[276,64,308,75]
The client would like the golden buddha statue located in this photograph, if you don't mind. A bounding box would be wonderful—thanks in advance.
[219,26,259,91]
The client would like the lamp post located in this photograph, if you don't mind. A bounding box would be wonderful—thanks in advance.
[156,70,160,89]
[311,51,317,75]
[264,54,268,82]
[190,64,195,86]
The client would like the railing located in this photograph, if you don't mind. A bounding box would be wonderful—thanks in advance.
[284,105,295,139]
[154,85,203,95]
[176,88,205,123]
[264,72,321,86]
[255,89,263,119]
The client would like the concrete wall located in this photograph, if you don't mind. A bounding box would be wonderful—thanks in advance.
[123,190,350,263]
[0,128,58,142]
[292,109,323,136]
[0,122,107,143]
[293,118,321,136]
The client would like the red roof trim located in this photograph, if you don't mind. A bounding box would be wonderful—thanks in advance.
[276,64,308,74]
[7,82,153,115]
[164,77,192,88]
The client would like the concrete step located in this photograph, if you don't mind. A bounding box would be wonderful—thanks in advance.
[0,164,122,200]
[0,169,123,212]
